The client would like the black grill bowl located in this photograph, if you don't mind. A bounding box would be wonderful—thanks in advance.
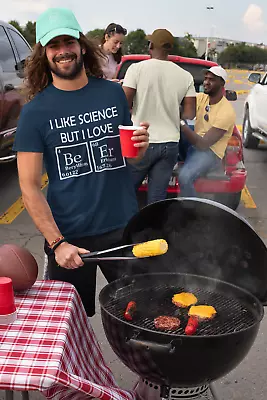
[99,273,263,387]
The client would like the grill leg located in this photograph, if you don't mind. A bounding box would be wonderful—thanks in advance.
[22,392,30,400]
[209,383,220,400]
[5,391,14,400]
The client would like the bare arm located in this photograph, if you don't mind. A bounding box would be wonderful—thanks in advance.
[181,97,196,120]
[17,152,61,243]
[123,86,136,109]
[181,124,226,150]
[17,152,88,268]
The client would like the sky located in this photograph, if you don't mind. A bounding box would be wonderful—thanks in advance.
[1,0,267,44]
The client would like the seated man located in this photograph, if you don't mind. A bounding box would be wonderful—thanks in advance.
[178,66,236,197]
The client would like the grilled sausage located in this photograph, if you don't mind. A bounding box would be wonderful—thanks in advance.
[154,316,181,331]
[124,301,137,321]
[185,316,199,335]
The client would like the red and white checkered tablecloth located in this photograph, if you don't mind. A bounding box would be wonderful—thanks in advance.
[0,280,135,400]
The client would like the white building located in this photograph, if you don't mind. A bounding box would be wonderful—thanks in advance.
[192,37,267,59]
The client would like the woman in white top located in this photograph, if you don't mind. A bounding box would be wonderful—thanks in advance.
[100,23,127,81]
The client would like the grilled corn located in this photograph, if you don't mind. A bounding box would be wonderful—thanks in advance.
[132,239,168,258]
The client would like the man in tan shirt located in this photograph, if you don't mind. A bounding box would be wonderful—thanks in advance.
[123,29,196,204]
[179,66,236,197]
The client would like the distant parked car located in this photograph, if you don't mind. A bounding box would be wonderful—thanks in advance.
[116,55,246,210]
[242,72,267,149]
[0,21,31,163]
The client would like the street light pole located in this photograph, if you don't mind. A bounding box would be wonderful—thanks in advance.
[205,6,214,61]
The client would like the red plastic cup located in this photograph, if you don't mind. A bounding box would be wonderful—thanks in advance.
[0,277,16,316]
[118,125,142,158]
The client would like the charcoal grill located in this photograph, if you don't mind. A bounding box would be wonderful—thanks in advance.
[99,198,267,400]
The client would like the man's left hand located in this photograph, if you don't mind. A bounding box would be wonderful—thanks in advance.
[131,122,149,161]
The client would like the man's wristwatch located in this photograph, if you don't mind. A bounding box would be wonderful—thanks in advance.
[180,119,186,127]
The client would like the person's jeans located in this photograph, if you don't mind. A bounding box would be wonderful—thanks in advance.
[179,145,221,198]
[130,142,179,204]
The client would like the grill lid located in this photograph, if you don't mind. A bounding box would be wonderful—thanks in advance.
[123,198,267,304]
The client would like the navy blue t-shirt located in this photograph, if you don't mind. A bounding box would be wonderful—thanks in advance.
[14,77,138,239]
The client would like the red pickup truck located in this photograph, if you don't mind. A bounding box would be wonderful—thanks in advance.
[116,55,247,210]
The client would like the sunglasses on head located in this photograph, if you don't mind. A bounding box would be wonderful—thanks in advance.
[204,105,210,122]
[108,25,127,36]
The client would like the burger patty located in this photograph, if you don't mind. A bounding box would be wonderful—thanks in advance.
[154,316,181,331]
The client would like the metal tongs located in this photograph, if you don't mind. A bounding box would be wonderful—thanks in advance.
[80,243,140,262]
[80,239,168,262]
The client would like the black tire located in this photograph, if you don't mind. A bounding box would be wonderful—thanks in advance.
[213,191,242,210]
[242,108,259,149]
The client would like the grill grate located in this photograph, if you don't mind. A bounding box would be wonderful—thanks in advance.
[104,283,257,336]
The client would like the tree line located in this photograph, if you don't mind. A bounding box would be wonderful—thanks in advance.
[218,43,267,67]
[9,20,197,57]
[8,20,267,66]
[9,20,36,46]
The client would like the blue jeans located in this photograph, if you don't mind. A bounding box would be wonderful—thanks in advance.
[179,146,221,197]
[130,142,179,204]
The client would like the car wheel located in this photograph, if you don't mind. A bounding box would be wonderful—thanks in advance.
[213,191,242,210]
[242,109,259,149]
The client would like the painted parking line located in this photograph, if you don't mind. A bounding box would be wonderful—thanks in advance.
[0,173,48,224]
[236,89,249,95]
[236,124,257,208]
[241,186,257,209]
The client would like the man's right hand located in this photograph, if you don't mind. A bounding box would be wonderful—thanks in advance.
[54,242,89,269]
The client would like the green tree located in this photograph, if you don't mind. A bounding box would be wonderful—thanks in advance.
[86,28,105,43]
[9,20,36,46]
[172,34,198,58]
[23,21,36,46]
[123,29,148,54]
[8,20,24,34]
[218,42,267,66]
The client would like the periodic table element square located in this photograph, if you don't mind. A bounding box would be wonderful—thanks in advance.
[90,135,126,172]
[55,142,93,180]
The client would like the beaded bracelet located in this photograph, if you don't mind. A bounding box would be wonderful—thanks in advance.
[49,236,64,248]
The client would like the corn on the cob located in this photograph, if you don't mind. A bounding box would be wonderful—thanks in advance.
[132,239,168,258]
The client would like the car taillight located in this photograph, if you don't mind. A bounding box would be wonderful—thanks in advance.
[228,136,241,148]
[226,133,242,165]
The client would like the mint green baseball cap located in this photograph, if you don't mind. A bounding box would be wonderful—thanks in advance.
[36,8,83,46]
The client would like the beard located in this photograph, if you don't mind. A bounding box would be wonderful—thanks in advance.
[49,50,84,80]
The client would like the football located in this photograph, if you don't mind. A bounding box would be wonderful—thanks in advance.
[0,244,38,291]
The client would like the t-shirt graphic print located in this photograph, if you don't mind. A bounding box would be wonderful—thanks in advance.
[50,105,126,180]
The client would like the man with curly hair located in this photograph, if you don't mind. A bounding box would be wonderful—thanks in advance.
[13,7,149,317]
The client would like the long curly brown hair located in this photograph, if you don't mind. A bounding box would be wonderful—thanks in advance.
[24,33,104,101]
